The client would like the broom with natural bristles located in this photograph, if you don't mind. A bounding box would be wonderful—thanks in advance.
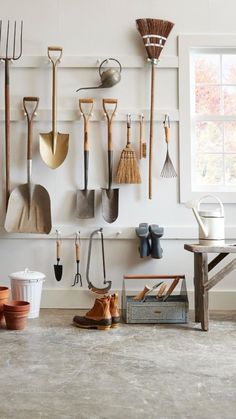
[116,114,141,184]
[136,18,174,199]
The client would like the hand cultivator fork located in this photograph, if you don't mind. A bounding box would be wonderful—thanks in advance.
[0,20,23,208]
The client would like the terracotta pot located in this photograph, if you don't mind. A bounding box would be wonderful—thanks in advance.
[0,286,9,326]
[3,300,30,312]
[4,311,29,330]
[3,300,30,330]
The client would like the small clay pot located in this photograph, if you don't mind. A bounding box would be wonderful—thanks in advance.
[3,300,30,330]
[0,286,9,326]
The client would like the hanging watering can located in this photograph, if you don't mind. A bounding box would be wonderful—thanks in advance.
[76,58,122,92]
[186,195,225,246]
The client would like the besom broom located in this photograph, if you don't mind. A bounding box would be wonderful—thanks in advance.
[116,114,141,184]
[136,18,174,199]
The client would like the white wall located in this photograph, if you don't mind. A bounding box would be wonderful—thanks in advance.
[0,0,236,309]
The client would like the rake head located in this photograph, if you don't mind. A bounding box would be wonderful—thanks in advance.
[160,148,177,178]
[0,20,23,60]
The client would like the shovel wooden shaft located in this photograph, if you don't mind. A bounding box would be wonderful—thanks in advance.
[5,59,10,208]
[47,47,63,154]
[23,97,39,159]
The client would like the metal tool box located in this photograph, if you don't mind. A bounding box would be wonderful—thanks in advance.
[122,275,188,324]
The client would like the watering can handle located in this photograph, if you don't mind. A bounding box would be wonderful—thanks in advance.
[99,58,122,77]
[197,195,224,216]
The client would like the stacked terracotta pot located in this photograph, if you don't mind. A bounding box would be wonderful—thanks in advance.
[3,301,30,330]
[0,286,9,326]
[0,286,30,330]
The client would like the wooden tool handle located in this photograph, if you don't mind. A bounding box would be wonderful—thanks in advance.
[157,283,167,298]
[75,242,80,261]
[127,115,131,145]
[23,97,39,160]
[79,98,94,104]
[79,99,94,151]
[163,278,180,302]
[103,99,117,104]
[164,127,169,144]
[133,285,150,301]
[48,46,63,51]
[102,99,117,151]
[56,239,61,259]
[139,114,144,159]
[149,62,155,200]
[124,275,185,279]
[5,60,10,208]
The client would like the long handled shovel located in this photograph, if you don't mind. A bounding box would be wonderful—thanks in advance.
[39,46,69,169]
[76,99,95,218]
[101,99,119,223]
[5,97,51,233]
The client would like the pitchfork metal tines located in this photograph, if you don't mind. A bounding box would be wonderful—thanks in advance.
[0,20,23,209]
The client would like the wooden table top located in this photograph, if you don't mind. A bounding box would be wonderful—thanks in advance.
[184,243,236,253]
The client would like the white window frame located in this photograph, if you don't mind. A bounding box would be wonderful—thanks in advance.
[178,34,236,203]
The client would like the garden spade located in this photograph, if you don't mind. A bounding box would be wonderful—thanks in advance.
[101,99,119,223]
[39,46,69,169]
[76,98,95,218]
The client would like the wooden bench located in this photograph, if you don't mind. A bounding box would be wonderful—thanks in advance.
[184,244,236,331]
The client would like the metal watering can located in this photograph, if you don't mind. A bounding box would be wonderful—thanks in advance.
[186,195,225,246]
[76,58,122,92]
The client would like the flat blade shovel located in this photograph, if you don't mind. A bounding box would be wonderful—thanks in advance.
[76,99,95,218]
[5,97,52,234]
[39,46,69,169]
[102,99,119,223]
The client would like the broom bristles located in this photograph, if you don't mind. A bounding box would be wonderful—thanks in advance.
[116,144,141,184]
[136,18,174,60]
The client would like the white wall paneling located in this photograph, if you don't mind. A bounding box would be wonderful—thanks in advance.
[0,0,236,309]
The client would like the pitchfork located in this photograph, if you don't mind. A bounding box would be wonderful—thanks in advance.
[0,20,23,208]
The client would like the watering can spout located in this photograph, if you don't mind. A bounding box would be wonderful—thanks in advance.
[192,207,208,238]
[185,200,208,238]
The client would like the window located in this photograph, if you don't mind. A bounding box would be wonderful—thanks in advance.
[179,35,236,203]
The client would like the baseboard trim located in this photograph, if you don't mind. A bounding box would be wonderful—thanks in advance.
[41,289,236,310]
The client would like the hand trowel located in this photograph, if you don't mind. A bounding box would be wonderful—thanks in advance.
[54,235,63,281]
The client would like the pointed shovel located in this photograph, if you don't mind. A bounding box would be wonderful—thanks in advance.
[76,99,95,218]
[39,46,69,169]
[101,99,119,223]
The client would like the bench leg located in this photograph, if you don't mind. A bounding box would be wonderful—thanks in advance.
[194,253,209,330]
[200,253,209,331]
[194,253,202,323]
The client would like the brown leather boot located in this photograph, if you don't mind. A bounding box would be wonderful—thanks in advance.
[110,293,120,328]
[73,296,111,330]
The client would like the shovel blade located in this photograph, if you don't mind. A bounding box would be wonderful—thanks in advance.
[5,184,52,234]
[54,264,63,281]
[76,189,95,219]
[101,188,119,223]
[39,131,69,169]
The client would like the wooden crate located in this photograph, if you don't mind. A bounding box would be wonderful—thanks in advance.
[122,275,188,324]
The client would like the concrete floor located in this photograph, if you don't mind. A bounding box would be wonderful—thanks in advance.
[0,310,236,419]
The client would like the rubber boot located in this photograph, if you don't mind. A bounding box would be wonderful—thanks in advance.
[135,223,151,257]
[73,296,112,330]
[149,225,164,259]
[110,293,120,328]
